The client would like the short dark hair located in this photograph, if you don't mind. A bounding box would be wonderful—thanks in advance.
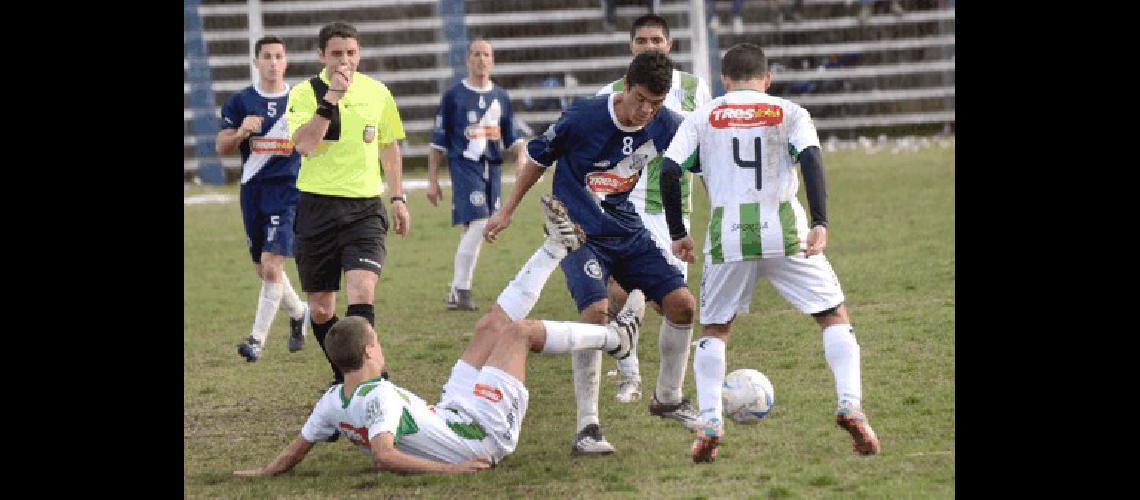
[625,51,674,95]
[318,21,359,52]
[721,43,768,81]
[325,316,373,372]
[254,35,285,58]
[630,14,670,40]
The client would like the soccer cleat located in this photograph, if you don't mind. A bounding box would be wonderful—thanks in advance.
[649,393,702,431]
[606,290,644,360]
[456,289,477,311]
[691,417,725,463]
[540,195,586,253]
[571,423,616,456]
[615,376,642,403]
[288,303,309,353]
[835,401,880,456]
[237,336,262,362]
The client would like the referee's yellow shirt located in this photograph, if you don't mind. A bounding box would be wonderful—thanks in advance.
[286,71,406,198]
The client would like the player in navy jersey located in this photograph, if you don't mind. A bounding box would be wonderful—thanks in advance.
[217,35,310,362]
[483,52,700,455]
[428,39,526,311]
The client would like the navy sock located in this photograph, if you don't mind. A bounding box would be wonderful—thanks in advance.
[311,315,343,383]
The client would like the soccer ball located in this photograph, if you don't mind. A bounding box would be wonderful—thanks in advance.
[722,368,775,424]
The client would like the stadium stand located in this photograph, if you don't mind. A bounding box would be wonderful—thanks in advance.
[184,0,954,179]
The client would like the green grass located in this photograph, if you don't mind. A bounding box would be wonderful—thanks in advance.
[185,143,954,498]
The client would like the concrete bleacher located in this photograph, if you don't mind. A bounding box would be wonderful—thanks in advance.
[185,0,954,175]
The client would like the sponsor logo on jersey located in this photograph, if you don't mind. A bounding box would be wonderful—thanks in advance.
[470,191,486,207]
[592,160,611,167]
[709,103,783,129]
[464,124,502,140]
[473,383,503,402]
[338,422,372,447]
[249,137,294,155]
[585,171,640,194]
[363,124,377,143]
[584,259,603,280]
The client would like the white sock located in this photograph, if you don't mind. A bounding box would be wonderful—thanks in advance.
[617,347,640,382]
[496,245,565,321]
[572,349,602,431]
[250,280,284,345]
[540,321,613,354]
[822,324,862,406]
[452,220,487,290]
[655,319,693,404]
[279,272,305,319]
[693,336,727,421]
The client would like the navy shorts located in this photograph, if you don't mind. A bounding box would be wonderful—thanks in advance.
[560,229,688,312]
[240,178,299,263]
[450,158,500,226]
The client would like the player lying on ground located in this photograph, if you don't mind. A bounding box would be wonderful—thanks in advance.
[234,197,646,476]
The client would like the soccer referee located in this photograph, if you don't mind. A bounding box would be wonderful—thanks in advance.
[287,22,410,387]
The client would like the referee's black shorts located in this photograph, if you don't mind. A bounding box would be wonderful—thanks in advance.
[294,192,389,292]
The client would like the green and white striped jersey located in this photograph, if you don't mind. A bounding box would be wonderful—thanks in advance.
[663,89,821,263]
[596,69,711,215]
[301,376,487,464]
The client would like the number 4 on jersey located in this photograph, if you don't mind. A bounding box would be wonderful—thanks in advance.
[732,137,763,191]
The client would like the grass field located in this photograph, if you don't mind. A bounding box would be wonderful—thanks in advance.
[184,142,954,498]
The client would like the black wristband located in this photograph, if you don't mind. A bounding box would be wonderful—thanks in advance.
[390,195,407,204]
[315,98,338,120]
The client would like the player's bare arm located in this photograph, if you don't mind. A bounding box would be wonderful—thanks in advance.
[797,146,829,256]
[216,116,264,155]
[233,434,315,477]
[292,63,352,155]
[483,155,544,243]
[370,432,491,474]
[426,147,445,206]
[380,141,410,236]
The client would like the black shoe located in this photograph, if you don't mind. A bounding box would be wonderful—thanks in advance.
[288,304,309,353]
[571,423,616,456]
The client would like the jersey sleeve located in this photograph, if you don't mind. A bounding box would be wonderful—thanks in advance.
[429,90,450,152]
[363,385,408,442]
[499,89,521,147]
[526,108,573,168]
[595,81,615,96]
[663,107,701,171]
[219,93,242,130]
[285,82,316,139]
[785,102,821,160]
[300,393,338,443]
[378,87,407,145]
[695,77,713,108]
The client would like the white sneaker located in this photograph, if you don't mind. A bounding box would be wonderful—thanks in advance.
[540,195,585,254]
[615,376,642,403]
[570,423,616,456]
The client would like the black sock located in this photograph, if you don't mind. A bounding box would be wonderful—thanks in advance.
[311,315,343,383]
[346,303,375,326]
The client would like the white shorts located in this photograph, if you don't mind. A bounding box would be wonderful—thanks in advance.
[438,365,530,463]
[699,254,845,325]
[639,210,689,280]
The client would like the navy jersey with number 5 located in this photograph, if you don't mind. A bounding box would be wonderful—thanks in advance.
[430,80,521,165]
[526,94,684,238]
[219,85,301,184]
